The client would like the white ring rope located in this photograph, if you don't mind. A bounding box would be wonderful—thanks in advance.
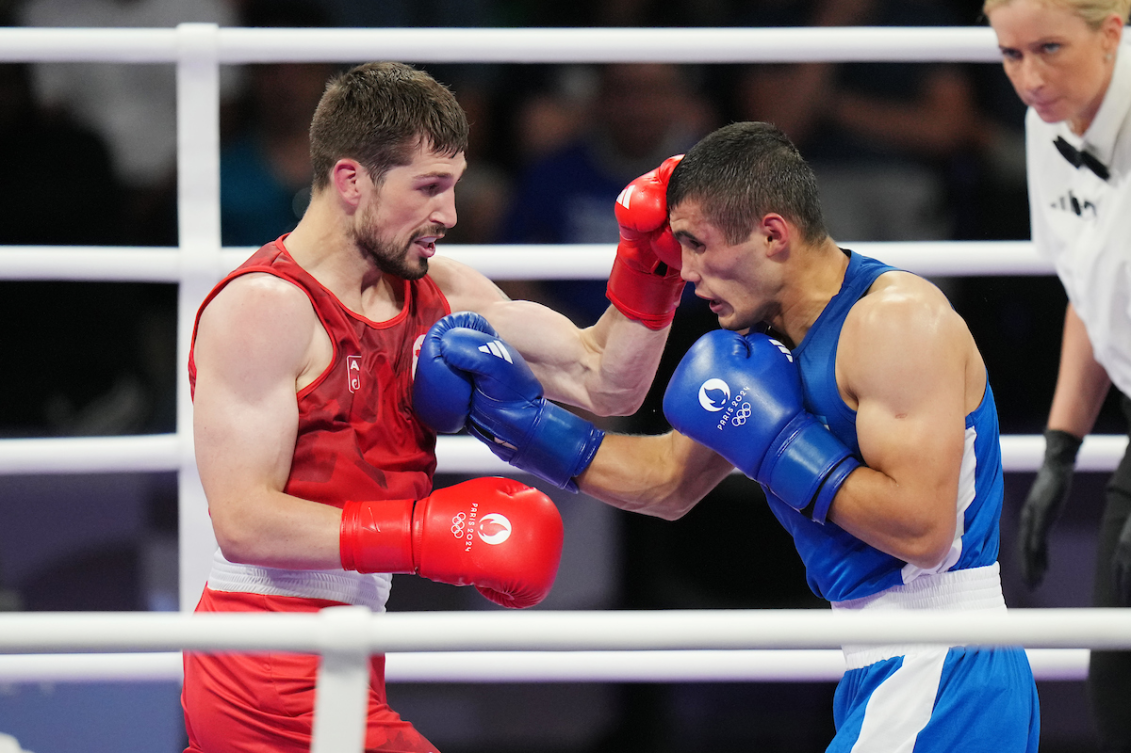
[0,648,1094,684]
[0,433,1127,476]
[8,608,1131,653]
[0,608,1123,680]
[0,26,1005,64]
[0,25,1116,750]
[0,241,1050,282]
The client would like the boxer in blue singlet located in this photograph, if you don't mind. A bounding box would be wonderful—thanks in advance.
[417,121,1040,752]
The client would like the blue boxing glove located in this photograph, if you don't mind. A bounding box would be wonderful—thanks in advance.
[662,330,859,524]
[413,312,498,433]
[438,328,605,492]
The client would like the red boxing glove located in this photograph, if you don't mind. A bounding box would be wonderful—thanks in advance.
[340,477,563,609]
[607,155,685,330]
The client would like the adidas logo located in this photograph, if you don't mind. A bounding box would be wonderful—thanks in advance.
[768,337,793,363]
[478,340,513,363]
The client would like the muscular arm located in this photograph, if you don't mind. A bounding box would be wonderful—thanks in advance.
[827,279,972,568]
[577,430,734,520]
[431,256,669,416]
[1047,302,1111,437]
[192,274,342,569]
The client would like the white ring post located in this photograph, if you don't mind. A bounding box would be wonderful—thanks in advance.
[175,22,224,611]
[312,606,372,753]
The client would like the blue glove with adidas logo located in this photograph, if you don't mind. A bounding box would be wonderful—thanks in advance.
[416,313,604,492]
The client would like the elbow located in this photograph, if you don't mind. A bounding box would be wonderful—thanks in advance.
[213,527,257,566]
[905,543,951,571]
[597,484,701,522]
[902,524,956,570]
[210,510,265,566]
[622,495,697,521]
[653,498,695,522]
[650,479,711,521]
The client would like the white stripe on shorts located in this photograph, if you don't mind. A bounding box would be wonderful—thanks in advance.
[850,648,948,753]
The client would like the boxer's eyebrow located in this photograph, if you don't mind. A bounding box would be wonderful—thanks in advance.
[673,229,702,247]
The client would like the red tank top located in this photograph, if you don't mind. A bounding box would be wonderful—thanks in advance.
[188,237,452,507]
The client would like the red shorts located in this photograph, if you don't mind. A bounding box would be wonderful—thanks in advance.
[182,587,439,753]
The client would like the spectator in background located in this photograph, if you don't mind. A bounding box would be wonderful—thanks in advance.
[219,0,336,247]
[732,0,981,242]
[17,0,240,244]
[0,60,161,437]
[309,0,498,29]
[0,62,124,246]
[500,63,713,325]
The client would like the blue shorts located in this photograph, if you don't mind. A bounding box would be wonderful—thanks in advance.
[829,646,1039,753]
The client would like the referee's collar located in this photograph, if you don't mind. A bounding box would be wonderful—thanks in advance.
[1061,43,1131,170]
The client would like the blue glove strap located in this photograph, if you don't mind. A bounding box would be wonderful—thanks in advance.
[809,455,860,524]
[759,414,855,516]
[472,400,605,492]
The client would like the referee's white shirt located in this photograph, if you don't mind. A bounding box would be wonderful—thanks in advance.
[1026,45,1131,397]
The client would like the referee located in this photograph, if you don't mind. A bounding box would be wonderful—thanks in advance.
[986,1,1131,750]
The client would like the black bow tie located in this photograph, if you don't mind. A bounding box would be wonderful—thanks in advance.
[1054,136,1110,181]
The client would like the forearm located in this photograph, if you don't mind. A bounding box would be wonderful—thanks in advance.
[574,306,669,415]
[836,413,963,569]
[577,432,729,520]
[208,489,345,570]
[1047,303,1111,437]
[828,465,957,569]
[493,300,669,416]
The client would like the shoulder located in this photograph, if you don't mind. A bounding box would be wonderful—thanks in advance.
[194,270,336,395]
[838,272,968,394]
[197,272,318,359]
[206,271,313,319]
[845,271,959,344]
[428,255,509,312]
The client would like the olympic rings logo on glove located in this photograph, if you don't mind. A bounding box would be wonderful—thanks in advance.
[732,403,752,426]
[450,512,467,538]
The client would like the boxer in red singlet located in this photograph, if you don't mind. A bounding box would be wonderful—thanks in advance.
[184,61,683,752]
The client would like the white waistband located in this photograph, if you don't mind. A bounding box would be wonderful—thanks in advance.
[206,550,391,612]
[832,563,1005,669]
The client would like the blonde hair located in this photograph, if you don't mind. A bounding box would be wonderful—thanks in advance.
[983,0,1131,28]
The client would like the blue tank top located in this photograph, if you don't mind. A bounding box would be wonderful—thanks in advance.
[769,251,1004,602]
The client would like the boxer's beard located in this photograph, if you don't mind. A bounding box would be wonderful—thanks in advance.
[355,205,442,281]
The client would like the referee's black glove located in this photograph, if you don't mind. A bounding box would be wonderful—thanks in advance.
[1017,429,1082,589]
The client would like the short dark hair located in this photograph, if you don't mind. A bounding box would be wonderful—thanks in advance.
[667,121,827,245]
[309,62,469,192]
